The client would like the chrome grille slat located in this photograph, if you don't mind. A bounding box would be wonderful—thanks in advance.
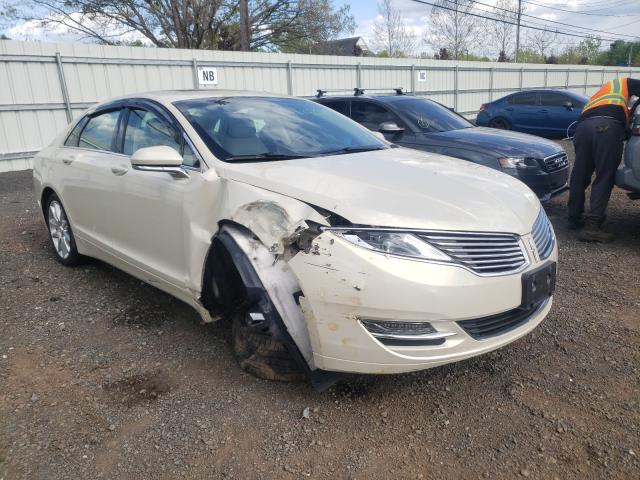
[417,231,527,275]
[531,209,555,260]
[465,258,525,265]
[445,247,522,253]
[453,252,524,259]
[433,241,516,247]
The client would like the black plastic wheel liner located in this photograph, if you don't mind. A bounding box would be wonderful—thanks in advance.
[216,230,342,392]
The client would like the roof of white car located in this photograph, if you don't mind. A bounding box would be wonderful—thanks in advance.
[132,89,285,103]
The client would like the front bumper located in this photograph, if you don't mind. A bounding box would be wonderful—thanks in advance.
[507,166,569,202]
[288,230,557,375]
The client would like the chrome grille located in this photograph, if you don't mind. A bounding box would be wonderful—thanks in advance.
[531,208,555,259]
[542,153,569,172]
[417,231,527,275]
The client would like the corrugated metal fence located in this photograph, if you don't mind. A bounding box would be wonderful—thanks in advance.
[1,39,639,172]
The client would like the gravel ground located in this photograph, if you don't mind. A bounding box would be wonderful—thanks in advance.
[1,140,639,479]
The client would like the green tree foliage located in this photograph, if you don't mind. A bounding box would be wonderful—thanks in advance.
[7,0,355,51]
[596,40,640,67]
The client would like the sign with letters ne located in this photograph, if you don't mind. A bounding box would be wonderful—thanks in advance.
[417,70,427,82]
[197,67,218,86]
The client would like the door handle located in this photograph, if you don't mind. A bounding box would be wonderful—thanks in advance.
[506,107,514,111]
[61,156,75,165]
[539,109,549,114]
[111,166,128,176]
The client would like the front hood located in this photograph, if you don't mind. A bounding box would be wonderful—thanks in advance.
[220,148,541,235]
[427,127,562,158]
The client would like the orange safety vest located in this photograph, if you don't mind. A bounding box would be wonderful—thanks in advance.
[582,77,631,125]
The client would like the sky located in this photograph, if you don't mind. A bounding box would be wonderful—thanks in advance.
[336,0,640,56]
[3,0,640,57]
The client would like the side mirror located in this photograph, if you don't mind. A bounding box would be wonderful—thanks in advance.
[130,145,189,179]
[372,131,386,142]
[563,101,573,110]
[379,121,405,134]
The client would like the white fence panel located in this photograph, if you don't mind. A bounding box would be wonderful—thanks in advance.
[1,39,639,172]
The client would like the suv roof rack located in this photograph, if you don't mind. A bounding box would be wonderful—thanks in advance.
[315,87,409,98]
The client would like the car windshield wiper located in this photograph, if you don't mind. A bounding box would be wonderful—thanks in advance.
[318,145,387,155]
[225,153,313,162]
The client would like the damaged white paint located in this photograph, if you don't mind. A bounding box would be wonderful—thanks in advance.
[223,224,316,367]
[231,200,308,255]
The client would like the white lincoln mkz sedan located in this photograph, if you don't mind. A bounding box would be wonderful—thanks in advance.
[33,90,557,388]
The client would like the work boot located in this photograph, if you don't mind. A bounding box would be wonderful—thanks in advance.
[567,216,584,230]
[578,219,615,243]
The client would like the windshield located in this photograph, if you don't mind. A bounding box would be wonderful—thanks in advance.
[393,97,473,132]
[174,97,387,161]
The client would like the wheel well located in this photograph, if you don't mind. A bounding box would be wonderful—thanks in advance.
[200,222,253,316]
[41,187,56,218]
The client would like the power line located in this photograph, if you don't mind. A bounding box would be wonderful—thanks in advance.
[461,0,639,40]
[410,0,626,43]
[524,0,640,17]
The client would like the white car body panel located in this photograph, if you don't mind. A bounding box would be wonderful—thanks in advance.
[33,90,557,376]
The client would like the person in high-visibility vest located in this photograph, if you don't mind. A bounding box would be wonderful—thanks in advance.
[568,77,640,242]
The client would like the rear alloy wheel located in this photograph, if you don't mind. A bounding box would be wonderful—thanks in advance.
[46,194,82,266]
[489,118,510,130]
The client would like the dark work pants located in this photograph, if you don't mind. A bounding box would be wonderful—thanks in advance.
[568,117,625,223]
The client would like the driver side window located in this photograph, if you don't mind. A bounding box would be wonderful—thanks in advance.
[123,108,200,168]
[351,101,404,131]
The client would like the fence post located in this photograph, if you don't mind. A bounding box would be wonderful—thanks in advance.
[565,69,569,89]
[519,66,523,90]
[192,58,199,89]
[410,64,415,95]
[287,60,293,95]
[544,68,548,88]
[583,69,588,94]
[55,52,72,123]
[489,67,494,101]
[454,64,459,112]
[601,68,605,84]
[356,62,362,89]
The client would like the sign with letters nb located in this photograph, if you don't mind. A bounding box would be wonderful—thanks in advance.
[197,67,218,85]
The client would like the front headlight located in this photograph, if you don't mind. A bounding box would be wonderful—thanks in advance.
[331,229,453,262]
[498,157,527,169]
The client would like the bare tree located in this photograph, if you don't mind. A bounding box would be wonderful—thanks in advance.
[527,28,558,60]
[427,0,481,60]
[6,0,355,51]
[371,0,417,57]
[489,0,519,61]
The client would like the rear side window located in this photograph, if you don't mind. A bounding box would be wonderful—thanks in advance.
[539,92,570,107]
[351,101,404,130]
[508,93,537,106]
[64,118,88,147]
[78,110,121,151]
[320,100,349,116]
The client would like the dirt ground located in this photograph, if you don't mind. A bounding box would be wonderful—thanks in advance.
[1,140,639,480]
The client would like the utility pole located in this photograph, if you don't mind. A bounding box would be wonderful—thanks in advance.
[515,0,522,63]
[629,43,634,67]
[239,0,250,51]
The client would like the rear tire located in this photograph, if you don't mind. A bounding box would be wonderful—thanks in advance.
[231,311,305,382]
[489,118,510,130]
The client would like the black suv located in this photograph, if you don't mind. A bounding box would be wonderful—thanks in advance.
[314,89,569,202]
